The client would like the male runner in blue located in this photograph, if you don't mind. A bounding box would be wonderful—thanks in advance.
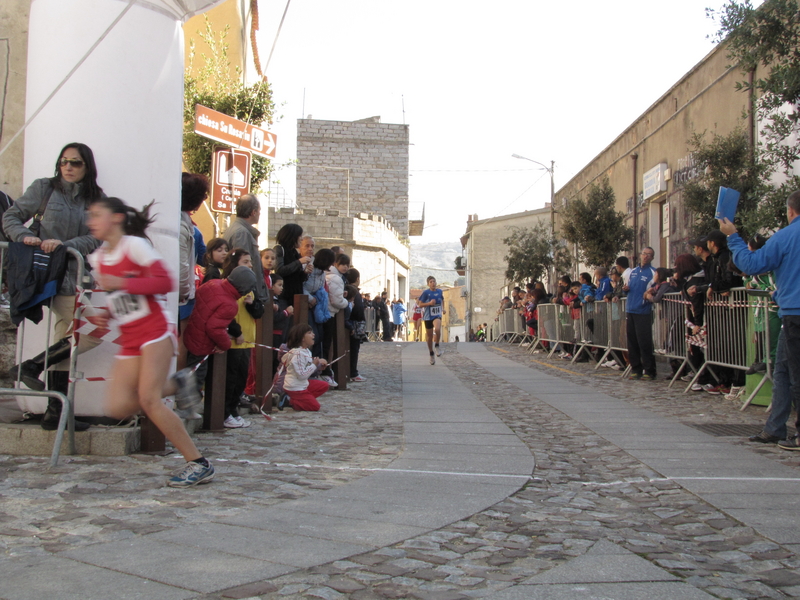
[418,276,445,364]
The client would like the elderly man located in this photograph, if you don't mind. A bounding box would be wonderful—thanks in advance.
[223,194,268,302]
[720,191,800,447]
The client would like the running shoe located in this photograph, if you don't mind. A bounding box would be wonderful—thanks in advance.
[351,375,367,382]
[610,363,622,371]
[745,362,766,376]
[320,375,338,387]
[174,369,202,420]
[167,461,215,487]
[436,346,443,357]
[430,354,435,365]
[777,437,800,451]
[628,373,642,380]
[724,386,746,401]
[703,383,723,394]
[690,383,703,392]
[223,415,251,428]
[640,374,655,381]
[680,374,694,382]
[560,353,572,360]
[749,430,781,444]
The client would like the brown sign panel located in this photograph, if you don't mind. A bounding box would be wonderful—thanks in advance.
[194,104,277,159]
[211,147,251,214]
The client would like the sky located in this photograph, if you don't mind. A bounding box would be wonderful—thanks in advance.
[255,0,737,245]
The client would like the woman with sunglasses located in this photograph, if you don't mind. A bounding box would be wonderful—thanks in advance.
[3,142,105,430]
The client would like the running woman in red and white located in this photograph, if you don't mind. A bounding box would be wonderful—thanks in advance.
[418,275,446,365]
[87,197,212,488]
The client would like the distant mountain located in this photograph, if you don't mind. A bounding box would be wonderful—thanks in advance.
[410,241,463,289]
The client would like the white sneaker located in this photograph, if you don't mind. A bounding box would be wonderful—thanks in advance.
[321,375,338,387]
[430,354,435,365]
[224,415,251,428]
[521,342,531,347]
[436,346,443,357]
[725,386,746,401]
[610,364,622,371]
[691,383,704,392]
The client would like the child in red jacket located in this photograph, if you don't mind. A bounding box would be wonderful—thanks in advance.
[183,266,257,385]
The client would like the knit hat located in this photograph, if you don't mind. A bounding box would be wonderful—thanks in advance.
[227,266,257,296]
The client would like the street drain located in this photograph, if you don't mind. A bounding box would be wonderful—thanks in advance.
[683,423,790,437]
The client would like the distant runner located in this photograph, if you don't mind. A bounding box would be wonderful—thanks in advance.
[418,276,445,364]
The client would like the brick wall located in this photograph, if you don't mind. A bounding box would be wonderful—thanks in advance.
[296,118,410,236]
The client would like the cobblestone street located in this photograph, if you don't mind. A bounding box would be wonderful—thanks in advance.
[2,341,800,600]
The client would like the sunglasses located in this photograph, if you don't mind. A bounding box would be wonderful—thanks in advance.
[59,158,85,168]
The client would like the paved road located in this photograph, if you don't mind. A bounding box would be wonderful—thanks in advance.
[1,341,799,599]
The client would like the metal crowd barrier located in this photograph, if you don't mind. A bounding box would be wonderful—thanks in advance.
[653,293,690,386]
[685,288,773,408]
[489,320,500,342]
[364,306,380,342]
[530,303,559,355]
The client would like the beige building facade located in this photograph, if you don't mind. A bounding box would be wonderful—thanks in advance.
[554,42,757,270]
[460,207,550,336]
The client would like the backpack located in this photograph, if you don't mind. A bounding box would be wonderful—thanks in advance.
[313,285,331,323]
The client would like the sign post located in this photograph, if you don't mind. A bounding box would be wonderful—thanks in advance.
[211,146,251,214]
[194,104,277,159]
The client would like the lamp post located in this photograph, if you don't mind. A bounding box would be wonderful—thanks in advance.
[511,154,555,235]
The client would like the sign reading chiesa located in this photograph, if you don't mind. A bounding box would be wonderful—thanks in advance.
[643,163,668,200]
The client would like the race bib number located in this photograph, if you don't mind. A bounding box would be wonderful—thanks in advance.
[429,304,442,318]
[107,291,151,325]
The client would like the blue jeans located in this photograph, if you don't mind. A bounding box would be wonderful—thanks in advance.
[764,317,800,438]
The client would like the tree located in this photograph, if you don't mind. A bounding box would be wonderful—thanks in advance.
[710,0,800,174]
[682,127,772,238]
[183,17,276,190]
[560,178,632,268]
[503,221,571,285]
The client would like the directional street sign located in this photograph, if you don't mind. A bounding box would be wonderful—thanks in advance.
[211,147,251,213]
[194,104,277,158]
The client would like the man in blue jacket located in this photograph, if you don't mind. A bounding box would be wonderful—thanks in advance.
[624,247,657,380]
[720,191,800,446]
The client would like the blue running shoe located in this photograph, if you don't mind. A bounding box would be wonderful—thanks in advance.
[167,461,215,487]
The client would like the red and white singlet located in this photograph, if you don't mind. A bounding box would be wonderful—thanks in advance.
[88,235,176,356]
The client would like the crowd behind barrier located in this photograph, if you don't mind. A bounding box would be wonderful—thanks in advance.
[493,288,775,408]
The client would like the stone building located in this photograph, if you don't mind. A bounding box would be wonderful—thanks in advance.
[554,42,759,269]
[459,207,551,336]
[268,117,412,301]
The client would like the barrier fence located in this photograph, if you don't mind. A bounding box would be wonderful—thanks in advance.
[494,289,775,408]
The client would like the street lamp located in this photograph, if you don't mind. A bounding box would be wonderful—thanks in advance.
[511,154,555,235]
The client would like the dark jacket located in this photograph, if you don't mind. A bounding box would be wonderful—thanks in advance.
[707,248,742,294]
[275,245,306,303]
[7,243,68,325]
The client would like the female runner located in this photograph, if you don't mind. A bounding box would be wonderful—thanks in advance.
[87,197,212,487]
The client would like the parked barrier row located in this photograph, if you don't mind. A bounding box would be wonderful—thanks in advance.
[494,289,775,408]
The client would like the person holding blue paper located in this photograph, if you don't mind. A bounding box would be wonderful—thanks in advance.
[719,191,800,446]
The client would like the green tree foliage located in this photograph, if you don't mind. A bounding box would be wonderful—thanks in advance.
[681,128,776,238]
[710,0,800,174]
[503,221,571,285]
[560,178,632,268]
[183,18,275,189]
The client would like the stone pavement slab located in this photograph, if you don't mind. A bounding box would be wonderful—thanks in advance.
[6,342,533,599]
[483,581,717,600]
[459,342,800,546]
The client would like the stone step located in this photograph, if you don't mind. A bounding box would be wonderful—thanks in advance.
[0,422,140,456]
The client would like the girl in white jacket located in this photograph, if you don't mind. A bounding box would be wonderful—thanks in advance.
[281,324,329,411]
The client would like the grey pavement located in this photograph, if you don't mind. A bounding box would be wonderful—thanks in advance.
[2,340,800,599]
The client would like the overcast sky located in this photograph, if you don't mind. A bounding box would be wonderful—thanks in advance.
[256,1,744,244]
